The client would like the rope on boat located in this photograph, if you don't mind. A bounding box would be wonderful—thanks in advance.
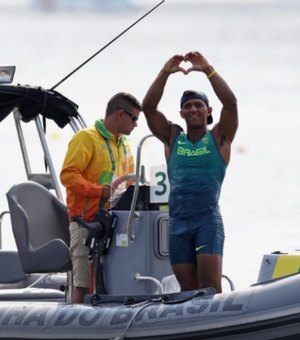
[110,289,209,339]
[112,301,155,340]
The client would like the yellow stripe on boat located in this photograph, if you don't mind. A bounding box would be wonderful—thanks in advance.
[272,255,300,279]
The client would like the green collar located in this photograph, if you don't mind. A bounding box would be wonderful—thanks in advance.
[95,119,126,145]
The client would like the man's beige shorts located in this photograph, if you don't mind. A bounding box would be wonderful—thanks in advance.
[69,221,90,288]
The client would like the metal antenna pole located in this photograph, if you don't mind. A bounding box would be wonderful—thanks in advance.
[51,0,165,90]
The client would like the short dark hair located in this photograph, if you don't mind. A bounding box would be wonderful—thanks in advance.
[106,92,141,116]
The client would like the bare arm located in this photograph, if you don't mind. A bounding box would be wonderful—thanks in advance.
[209,72,238,143]
[185,51,238,143]
[142,54,185,145]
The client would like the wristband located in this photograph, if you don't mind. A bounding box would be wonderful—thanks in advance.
[207,70,217,79]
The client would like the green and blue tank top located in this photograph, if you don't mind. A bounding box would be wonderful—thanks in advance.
[167,131,227,219]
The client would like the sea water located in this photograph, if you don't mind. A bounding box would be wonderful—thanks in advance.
[1,0,300,290]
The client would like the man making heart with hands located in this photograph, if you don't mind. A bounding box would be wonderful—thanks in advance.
[142,51,238,293]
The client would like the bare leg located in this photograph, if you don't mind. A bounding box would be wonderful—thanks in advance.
[172,263,198,291]
[71,286,88,303]
[196,254,223,293]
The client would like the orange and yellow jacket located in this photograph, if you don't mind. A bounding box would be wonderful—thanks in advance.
[60,119,134,221]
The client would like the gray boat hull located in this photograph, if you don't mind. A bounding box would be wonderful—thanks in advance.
[0,274,300,339]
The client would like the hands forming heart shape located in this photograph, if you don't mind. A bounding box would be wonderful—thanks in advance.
[177,60,195,75]
[163,52,208,75]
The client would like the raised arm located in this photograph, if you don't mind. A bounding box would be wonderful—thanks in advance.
[142,54,185,145]
[185,51,238,143]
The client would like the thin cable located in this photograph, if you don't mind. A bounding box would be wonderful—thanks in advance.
[51,0,165,90]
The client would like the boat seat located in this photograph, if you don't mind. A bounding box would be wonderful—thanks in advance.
[6,181,72,274]
[0,250,27,284]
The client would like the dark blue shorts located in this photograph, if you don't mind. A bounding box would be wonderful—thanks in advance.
[168,210,225,265]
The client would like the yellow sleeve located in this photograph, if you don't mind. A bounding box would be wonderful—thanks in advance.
[60,130,102,198]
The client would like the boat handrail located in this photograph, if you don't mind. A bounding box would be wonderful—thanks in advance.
[0,211,10,249]
[69,112,87,132]
[222,274,235,291]
[12,108,63,200]
[135,273,163,295]
[12,107,87,202]
[126,134,154,243]
[34,115,64,201]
